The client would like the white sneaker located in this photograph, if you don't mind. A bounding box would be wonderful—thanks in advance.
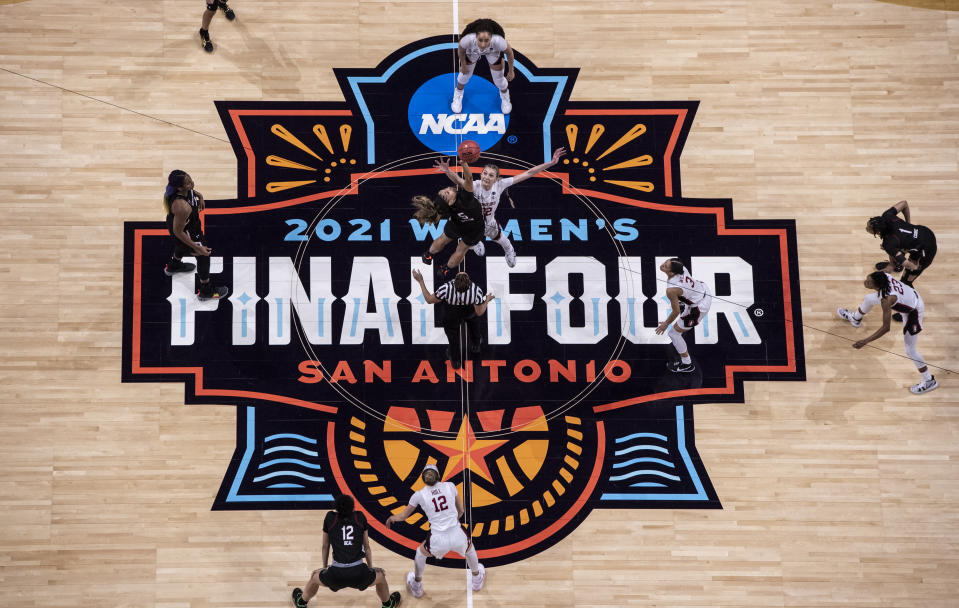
[451,88,464,113]
[503,243,516,268]
[471,563,485,591]
[837,307,861,328]
[471,240,486,256]
[910,376,938,394]
[499,89,512,114]
[406,572,423,598]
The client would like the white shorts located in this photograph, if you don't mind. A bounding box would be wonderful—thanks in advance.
[676,294,712,331]
[425,526,471,559]
[466,50,503,65]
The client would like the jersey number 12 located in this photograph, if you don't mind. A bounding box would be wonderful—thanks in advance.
[431,496,448,512]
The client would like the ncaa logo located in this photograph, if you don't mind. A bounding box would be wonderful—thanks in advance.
[408,73,509,154]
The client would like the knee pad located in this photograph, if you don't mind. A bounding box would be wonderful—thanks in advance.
[490,68,509,91]
[457,63,476,86]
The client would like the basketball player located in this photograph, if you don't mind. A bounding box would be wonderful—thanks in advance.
[199,0,236,53]
[436,148,567,267]
[411,268,494,367]
[654,258,712,373]
[164,170,229,300]
[837,271,937,394]
[452,19,515,114]
[866,200,937,287]
[413,159,484,280]
[385,464,486,597]
[292,494,401,608]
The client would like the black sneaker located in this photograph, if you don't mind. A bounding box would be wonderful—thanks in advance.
[383,591,402,608]
[164,260,196,276]
[668,361,695,373]
[198,284,229,301]
[421,251,433,266]
[291,587,307,608]
[217,0,236,20]
[892,312,903,322]
[199,29,213,52]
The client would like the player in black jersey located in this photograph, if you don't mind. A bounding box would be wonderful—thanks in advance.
[867,200,937,287]
[292,494,401,608]
[412,158,485,280]
[163,170,229,300]
[199,0,236,53]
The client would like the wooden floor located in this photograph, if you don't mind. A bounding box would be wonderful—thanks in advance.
[1,1,957,606]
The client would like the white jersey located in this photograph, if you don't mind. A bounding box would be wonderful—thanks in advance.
[460,33,508,64]
[884,273,921,311]
[667,270,709,306]
[472,176,513,224]
[410,481,460,532]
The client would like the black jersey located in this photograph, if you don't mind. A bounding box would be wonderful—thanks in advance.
[443,188,483,227]
[879,207,935,262]
[323,510,368,565]
[165,190,203,240]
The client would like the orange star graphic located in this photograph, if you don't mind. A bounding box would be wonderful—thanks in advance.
[424,418,508,483]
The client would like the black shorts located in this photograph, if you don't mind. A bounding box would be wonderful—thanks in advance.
[318,564,377,592]
[904,237,937,278]
[444,220,484,247]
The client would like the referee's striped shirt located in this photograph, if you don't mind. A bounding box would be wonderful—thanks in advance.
[435,280,485,306]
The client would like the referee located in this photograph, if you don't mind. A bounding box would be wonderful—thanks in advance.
[412,268,495,367]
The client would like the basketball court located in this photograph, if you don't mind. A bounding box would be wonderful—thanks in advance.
[1,1,957,606]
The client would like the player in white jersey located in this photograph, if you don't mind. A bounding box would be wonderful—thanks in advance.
[655,258,712,373]
[838,271,937,394]
[452,19,515,114]
[385,464,486,597]
[437,148,566,267]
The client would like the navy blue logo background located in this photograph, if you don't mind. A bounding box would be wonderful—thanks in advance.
[121,36,806,566]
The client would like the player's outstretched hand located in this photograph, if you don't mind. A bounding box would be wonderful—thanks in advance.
[434,157,451,173]
[549,147,567,165]
[655,321,669,335]
[385,515,397,528]
[412,269,424,282]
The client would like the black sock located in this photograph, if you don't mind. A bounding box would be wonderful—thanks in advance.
[200,28,209,36]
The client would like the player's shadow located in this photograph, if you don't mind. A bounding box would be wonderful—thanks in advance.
[224,19,303,95]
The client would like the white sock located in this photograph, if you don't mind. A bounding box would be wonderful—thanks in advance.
[680,354,691,365]
[465,546,480,574]
[921,370,932,382]
[414,548,427,580]
[667,326,688,359]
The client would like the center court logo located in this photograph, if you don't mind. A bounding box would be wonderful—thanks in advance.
[121,36,805,567]
[408,73,509,154]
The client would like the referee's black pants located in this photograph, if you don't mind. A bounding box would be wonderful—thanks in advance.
[442,305,482,348]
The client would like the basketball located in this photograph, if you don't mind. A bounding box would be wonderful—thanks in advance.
[457,140,481,163]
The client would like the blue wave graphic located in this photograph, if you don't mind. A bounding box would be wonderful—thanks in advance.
[258,458,324,470]
[264,445,319,456]
[268,483,305,489]
[609,469,681,482]
[265,433,318,445]
[615,432,668,443]
[253,470,325,483]
[612,457,675,469]
[630,482,666,488]
[614,444,669,456]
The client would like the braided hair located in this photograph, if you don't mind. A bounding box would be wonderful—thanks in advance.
[866,215,891,237]
[462,18,506,38]
[163,170,188,214]
[868,271,891,298]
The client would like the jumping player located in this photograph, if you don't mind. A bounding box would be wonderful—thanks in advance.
[866,200,937,287]
[199,0,236,53]
[838,271,937,394]
[163,170,229,300]
[292,494,401,608]
[437,148,567,267]
[413,159,485,279]
[385,464,485,598]
[452,18,515,114]
[655,258,712,373]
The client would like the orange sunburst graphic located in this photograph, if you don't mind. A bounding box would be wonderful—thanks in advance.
[266,121,357,191]
[346,408,587,539]
[563,121,654,193]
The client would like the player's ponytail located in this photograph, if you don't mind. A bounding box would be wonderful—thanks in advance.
[163,170,188,214]
[868,270,891,298]
[412,195,445,225]
[462,18,506,39]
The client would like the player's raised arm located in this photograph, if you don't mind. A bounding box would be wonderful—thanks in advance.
[435,157,467,189]
[511,147,566,186]
[461,160,474,191]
